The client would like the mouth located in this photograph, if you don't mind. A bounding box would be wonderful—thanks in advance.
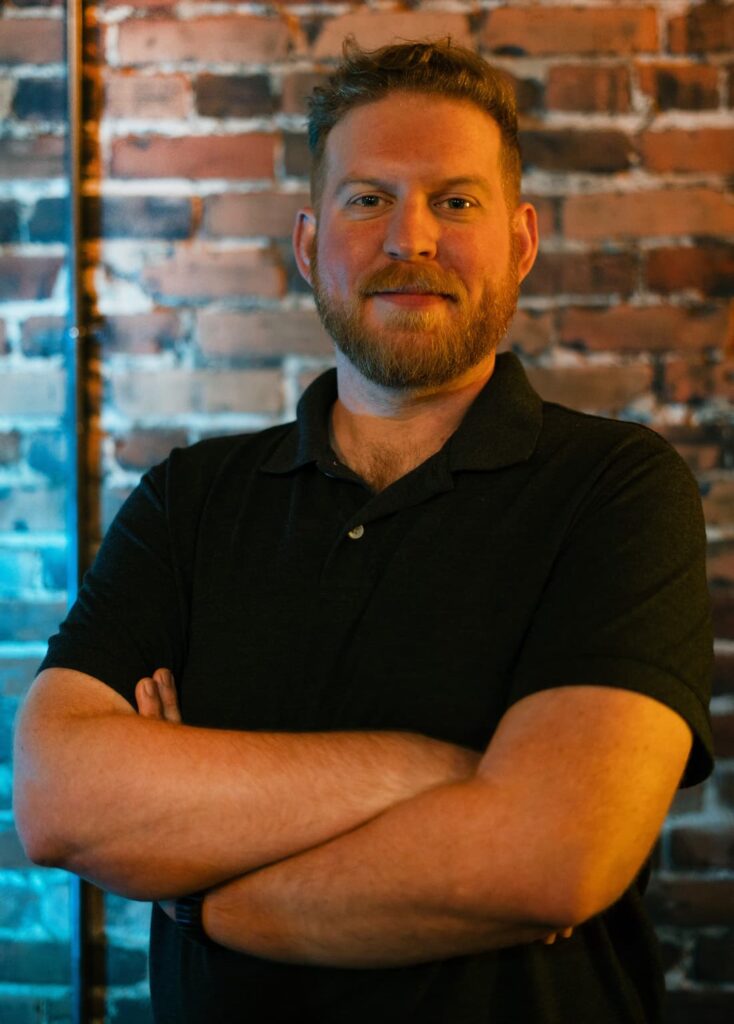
[370,290,452,307]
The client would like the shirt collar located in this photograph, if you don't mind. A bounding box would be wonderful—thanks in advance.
[261,351,543,476]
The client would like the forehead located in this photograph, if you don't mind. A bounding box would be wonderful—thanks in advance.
[322,91,503,192]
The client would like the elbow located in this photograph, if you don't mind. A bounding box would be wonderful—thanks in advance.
[13,787,71,869]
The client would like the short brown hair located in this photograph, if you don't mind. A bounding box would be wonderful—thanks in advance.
[307,36,522,214]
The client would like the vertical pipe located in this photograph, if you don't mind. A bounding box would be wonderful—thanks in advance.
[65,1,93,1022]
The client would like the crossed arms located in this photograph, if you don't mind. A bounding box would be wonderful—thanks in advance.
[13,663,691,968]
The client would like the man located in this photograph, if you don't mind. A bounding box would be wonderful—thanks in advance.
[14,38,713,1024]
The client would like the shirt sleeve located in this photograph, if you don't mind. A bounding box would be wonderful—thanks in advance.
[509,428,714,787]
[37,459,187,709]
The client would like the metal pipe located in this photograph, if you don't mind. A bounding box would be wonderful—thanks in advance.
[65,1,94,1021]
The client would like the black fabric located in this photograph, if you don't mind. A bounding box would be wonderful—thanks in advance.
[40,351,714,1023]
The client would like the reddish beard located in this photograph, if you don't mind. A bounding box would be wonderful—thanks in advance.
[309,242,520,389]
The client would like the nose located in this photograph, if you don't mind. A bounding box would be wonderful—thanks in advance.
[383,198,438,261]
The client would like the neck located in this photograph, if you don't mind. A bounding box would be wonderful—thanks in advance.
[329,351,497,490]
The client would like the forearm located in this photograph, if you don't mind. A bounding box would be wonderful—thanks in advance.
[14,673,479,901]
[203,777,568,968]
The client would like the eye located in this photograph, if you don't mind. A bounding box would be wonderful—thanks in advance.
[348,194,385,208]
[439,197,475,210]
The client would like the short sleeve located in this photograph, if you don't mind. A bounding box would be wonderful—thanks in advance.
[38,460,187,708]
[510,430,714,787]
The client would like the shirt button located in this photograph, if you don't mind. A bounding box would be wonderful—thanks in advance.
[348,524,365,540]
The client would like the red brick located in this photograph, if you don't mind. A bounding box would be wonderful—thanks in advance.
[106,0,177,5]
[284,132,309,177]
[109,368,283,418]
[662,354,719,405]
[204,191,309,239]
[0,136,64,178]
[522,130,633,172]
[105,72,190,119]
[669,2,734,54]
[110,134,275,180]
[647,245,734,299]
[0,19,63,64]
[525,361,652,414]
[640,129,734,174]
[20,316,65,357]
[482,6,658,56]
[526,251,636,297]
[281,71,329,115]
[312,13,472,59]
[564,189,734,241]
[99,311,181,354]
[560,304,730,353]
[648,875,734,927]
[141,246,285,301]
[197,309,331,359]
[670,824,734,870]
[546,65,631,113]
[85,195,193,240]
[637,62,720,111]
[503,310,554,357]
[702,480,734,531]
[117,17,289,65]
[114,429,189,471]
[0,256,63,301]
[195,74,275,119]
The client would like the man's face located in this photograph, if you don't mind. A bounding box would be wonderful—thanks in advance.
[297,90,536,390]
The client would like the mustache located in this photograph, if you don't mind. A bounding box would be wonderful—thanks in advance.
[361,267,461,300]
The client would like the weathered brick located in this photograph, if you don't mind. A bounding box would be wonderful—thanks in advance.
[141,246,285,302]
[711,587,734,641]
[110,134,275,180]
[21,317,66,357]
[0,432,20,466]
[108,367,283,418]
[98,311,181,355]
[668,782,705,816]
[637,62,720,111]
[564,189,734,241]
[0,256,63,301]
[0,487,65,533]
[694,929,734,983]
[662,354,721,405]
[283,131,310,177]
[646,245,734,299]
[0,137,64,178]
[506,73,544,115]
[0,599,66,643]
[0,550,42,597]
[108,996,154,1024]
[522,130,634,172]
[12,78,66,121]
[0,200,20,243]
[280,70,329,115]
[716,766,734,807]
[665,987,734,1024]
[0,369,65,417]
[117,16,290,65]
[0,19,63,64]
[204,191,308,239]
[546,65,631,113]
[27,431,67,485]
[640,129,734,174]
[525,196,556,239]
[105,71,190,119]
[114,429,188,471]
[195,74,276,118]
[526,251,636,297]
[647,875,734,926]
[28,197,66,243]
[524,361,652,414]
[713,707,734,758]
[670,823,734,870]
[0,77,13,118]
[560,304,729,353]
[504,310,554,356]
[197,309,331,359]
[0,940,69,984]
[482,6,658,56]
[312,13,472,59]
[713,644,734,698]
[669,2,734,55]
[0,321,6,354]
[84,195,192,240]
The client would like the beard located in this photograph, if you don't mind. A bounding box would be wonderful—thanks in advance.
[309,241,520,390]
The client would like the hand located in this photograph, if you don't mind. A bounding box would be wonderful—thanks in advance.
[541,926,574,945]
[135,667,181,723]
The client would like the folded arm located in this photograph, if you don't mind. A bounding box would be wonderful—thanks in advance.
[12,667,480,901]
[189,683,692,967]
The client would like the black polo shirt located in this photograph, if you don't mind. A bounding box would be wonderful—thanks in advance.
[41,351,714,1023]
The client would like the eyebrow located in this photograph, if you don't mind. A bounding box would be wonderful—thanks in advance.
[334,175,494,195]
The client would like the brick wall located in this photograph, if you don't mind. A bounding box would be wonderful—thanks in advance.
[3,0,733,1021]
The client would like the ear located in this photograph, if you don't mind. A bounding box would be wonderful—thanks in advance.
[512,202,539,285]
[293,207,317,289]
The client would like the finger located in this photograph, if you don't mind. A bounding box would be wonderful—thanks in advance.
[542,933,557,945]
[560,927,574,939]
[153,668,182,724]
[135,677,164,719]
